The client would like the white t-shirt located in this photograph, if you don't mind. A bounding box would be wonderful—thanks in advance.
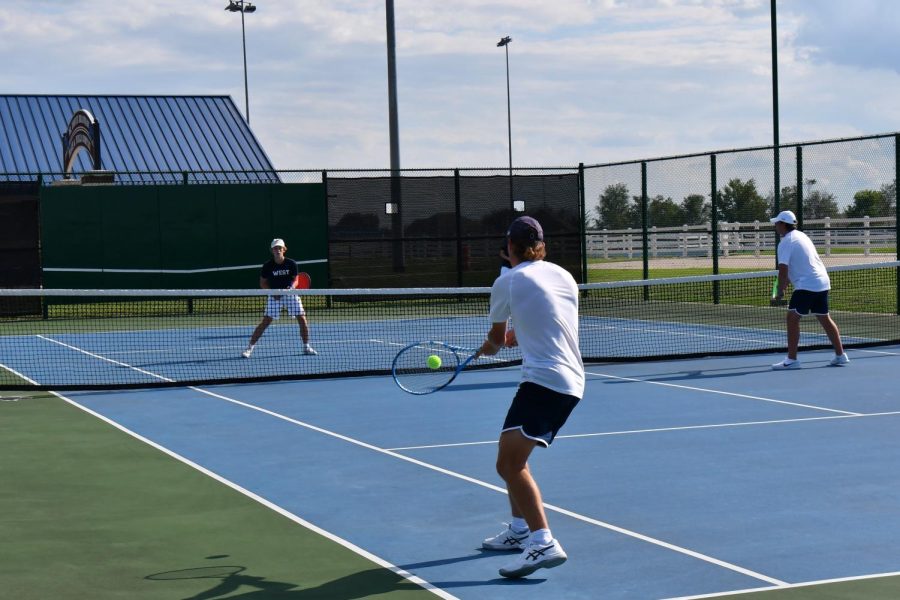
[776,229,830,292]
[489,260,585,398]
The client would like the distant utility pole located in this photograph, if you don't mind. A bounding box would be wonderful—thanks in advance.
[225,0,257,124]
[771,0,780,213]
[497,35,514,211]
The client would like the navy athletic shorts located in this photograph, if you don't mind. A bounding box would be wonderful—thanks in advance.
[789,289,830,316]
[501,381,580,448]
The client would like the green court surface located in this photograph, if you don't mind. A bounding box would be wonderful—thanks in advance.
[0,393,437,600]
[700,575,900,600]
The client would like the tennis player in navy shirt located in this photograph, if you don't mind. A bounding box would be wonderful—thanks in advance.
[242,238,317,358]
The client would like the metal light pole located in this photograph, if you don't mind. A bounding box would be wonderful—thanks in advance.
[497,36,513,210]
[225,0,256,124]
[386,0,404,272]
[770,0,779,212]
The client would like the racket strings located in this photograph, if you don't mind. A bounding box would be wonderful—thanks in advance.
[393,342,462,394]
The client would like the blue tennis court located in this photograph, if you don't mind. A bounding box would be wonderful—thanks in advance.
[0,314,880,387]
[36,339,900,599]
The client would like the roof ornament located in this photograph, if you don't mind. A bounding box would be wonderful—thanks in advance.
[61,109,102,178]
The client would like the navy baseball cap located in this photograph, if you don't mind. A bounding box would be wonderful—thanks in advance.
[506,216,544,244]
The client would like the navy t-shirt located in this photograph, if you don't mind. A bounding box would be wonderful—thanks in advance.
[261,258,298,289]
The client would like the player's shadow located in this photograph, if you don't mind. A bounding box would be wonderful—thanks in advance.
[444,381,520,392]
[134,353,307,368]
[596,367,770,384]
[147,551,541,599]
[197,334,250,340]
[399,550,547,588]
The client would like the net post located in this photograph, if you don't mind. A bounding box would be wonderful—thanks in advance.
[641,161,649,301]
[579,163,588,284]
[796,145,803,229]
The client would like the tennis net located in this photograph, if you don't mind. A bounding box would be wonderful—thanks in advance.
[1,261,898,390]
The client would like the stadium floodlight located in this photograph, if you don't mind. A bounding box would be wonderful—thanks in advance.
[497,36,513,210]
[224,1,257,124]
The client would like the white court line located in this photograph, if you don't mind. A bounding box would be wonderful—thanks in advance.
[856,348,900,356]
[27,338,456,599]
[31,335,785,587]
[38,335,168,381]
[661,569,900,599]
[585,370,861,416]
[187,386,787,587]
[387,411,900,451]
[0,360,38,383]
[52,392,456,600]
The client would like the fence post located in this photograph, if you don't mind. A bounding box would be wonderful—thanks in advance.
[682,224,688,257]
[722,222,730,258]
[895,134,899,314]
[579,163,588,284]
[796,145,803,229]
[641,162,649,287]
[602,229,608,259]
[454,169,463,287]
[753,220,760,256]
[711,154,719,269]
[864,215,871,255]
[321,170,334,305]
[711,153,720,302]
[650,226,658,258]
[824,217,831,256]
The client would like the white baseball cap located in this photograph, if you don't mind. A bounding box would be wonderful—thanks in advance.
[270,238,286,249]
[769,210,797,225]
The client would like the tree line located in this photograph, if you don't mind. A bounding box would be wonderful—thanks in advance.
[592,179,897,229]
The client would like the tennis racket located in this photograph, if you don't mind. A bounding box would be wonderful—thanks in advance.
[392,341,479,395]
[295,272,311,289]
[770,277,786,306]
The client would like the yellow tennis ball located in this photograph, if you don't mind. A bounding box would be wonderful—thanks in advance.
[427,354,442,369]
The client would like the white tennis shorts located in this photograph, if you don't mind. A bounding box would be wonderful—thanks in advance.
[264,295,305,319]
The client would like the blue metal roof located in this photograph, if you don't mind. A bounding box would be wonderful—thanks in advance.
[0,95,279,183]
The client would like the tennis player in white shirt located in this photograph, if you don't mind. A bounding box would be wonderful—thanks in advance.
[770,210,848,369]
[478,216,584,578]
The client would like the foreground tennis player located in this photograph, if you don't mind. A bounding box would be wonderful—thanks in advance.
[478,216,584,578]
[242,238,316,358]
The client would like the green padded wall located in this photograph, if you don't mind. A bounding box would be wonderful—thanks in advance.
[40,183,327,289]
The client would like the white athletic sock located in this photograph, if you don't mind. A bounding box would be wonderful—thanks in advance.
[530,528,552,545]
[511,517,529,533]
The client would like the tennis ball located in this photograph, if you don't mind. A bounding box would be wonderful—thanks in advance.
[426,354,442,370]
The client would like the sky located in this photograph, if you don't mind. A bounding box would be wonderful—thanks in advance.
[3,0,900,171]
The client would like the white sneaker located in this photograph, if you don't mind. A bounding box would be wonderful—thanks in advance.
[772,358,800,370]
[303,343,318,355]
[482,524,529,551]
[499,539,568,578]
[241,346,254,358]
[830,353,850,366]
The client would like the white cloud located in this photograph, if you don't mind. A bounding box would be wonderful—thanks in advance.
[2,0,900,170]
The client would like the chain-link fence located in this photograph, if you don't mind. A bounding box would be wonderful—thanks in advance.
[584,133,898,280]
[2,132,897,287]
